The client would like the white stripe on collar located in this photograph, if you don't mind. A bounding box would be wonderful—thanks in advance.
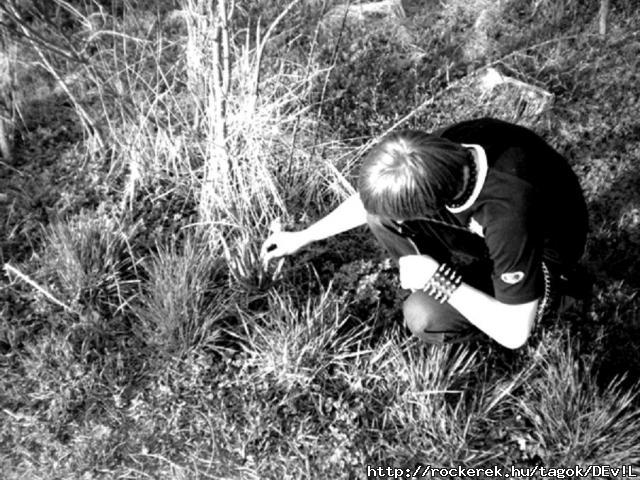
[446,143,488,214]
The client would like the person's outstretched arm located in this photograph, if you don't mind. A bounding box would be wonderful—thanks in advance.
[261,193,368,266]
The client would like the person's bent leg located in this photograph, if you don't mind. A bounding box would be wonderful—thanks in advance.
[403,291,481,344]
[368,213,488,343]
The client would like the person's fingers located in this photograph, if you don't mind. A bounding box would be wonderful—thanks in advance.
[262,252,271,270]
[260,242,269,259]
[260,235,277,258]
[260,231,300,270]
[261,249,274,270]
[261,241,282,269]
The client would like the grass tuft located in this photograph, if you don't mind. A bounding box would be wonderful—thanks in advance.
[135,230,230,356]
[514,331,640,465]
[44,212,140,316]
[371,341,499,466]
[237,287,367,389]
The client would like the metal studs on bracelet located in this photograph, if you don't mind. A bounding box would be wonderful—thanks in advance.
[423,263,462,304]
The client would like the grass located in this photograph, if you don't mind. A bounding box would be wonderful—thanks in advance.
[514,332,640,465]
[1,0,640,478]
[135,232,229,355]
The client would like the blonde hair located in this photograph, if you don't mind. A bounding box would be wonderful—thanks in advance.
[358,130,470,219]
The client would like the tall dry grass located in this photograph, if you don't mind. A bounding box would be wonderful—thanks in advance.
[1,0,357,347]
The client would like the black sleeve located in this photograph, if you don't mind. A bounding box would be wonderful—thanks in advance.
[478,196,544,305]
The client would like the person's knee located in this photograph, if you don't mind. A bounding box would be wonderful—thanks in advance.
[402,291,476,343]
[402,291,440,336]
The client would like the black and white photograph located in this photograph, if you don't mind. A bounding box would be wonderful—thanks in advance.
[1,0,639,478]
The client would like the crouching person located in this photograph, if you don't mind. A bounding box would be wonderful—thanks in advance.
[261,118,589,349]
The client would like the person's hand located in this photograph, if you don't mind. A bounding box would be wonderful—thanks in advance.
[261,230,308,269]
[398,255,439,291]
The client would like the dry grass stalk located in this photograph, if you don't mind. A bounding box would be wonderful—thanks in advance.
[0,114,11,162]
[0,10,14,162]
[4,263,77,314]
[599,0,610,36]
[0,0,104,147]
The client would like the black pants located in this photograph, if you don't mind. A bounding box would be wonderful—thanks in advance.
[366,214,589,344]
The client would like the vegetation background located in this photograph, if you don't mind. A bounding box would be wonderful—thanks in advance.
[1,0,639,478]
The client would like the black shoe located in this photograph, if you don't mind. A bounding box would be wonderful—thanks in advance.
[556,264,593,300]
[553,263,593,316]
